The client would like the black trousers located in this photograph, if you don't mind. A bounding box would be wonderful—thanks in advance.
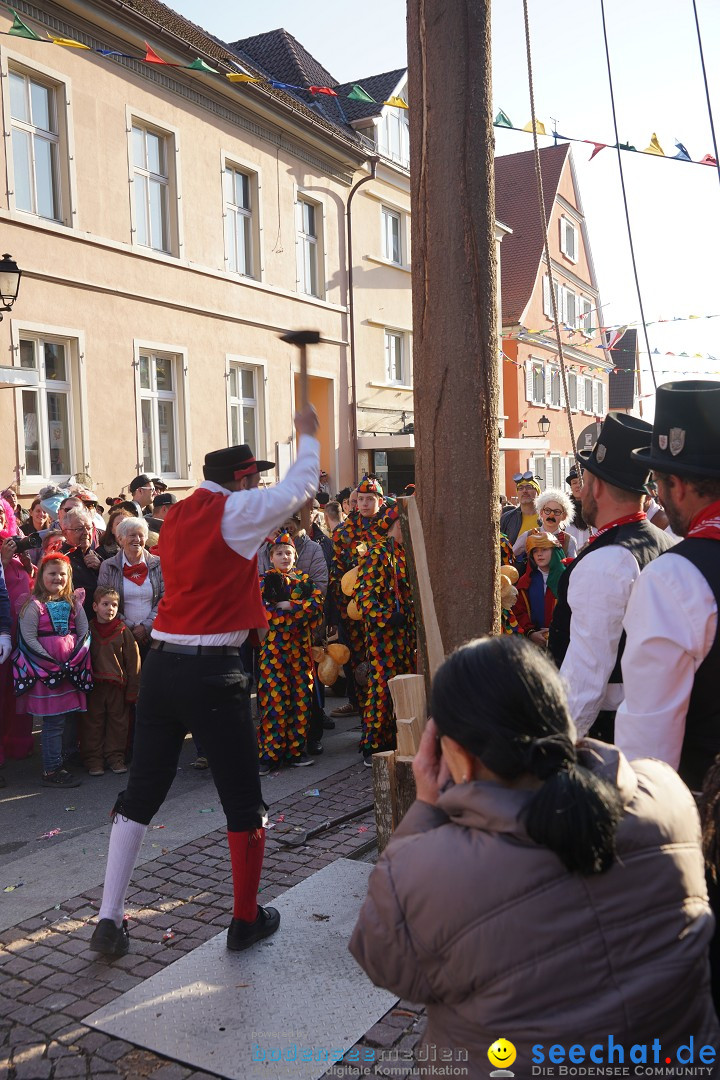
[114,649,265,831]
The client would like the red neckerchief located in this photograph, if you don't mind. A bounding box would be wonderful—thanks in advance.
[92,616,124,640]
[687,498,720,540]
[587,511,647,545]
[123,561,149,586]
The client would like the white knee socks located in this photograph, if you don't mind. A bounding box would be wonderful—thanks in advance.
[98,817,147,927]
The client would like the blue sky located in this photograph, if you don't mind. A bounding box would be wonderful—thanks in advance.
[171,0,720,396]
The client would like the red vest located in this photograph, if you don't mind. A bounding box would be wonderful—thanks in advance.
[153,488,268,635]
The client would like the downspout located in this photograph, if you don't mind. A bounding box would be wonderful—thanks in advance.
[346,156,379,473]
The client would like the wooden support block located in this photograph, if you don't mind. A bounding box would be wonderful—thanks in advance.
[394,756,417,825]
[389,674,426,729]
[372,751,397,854]
[396,716,423,757]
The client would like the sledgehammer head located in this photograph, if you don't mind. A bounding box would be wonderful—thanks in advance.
[280,329,321,346]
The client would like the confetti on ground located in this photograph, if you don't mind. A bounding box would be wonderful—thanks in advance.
[311,913,331,921]
[304,789,320,797]
[276,814,285,822]
[357,826,369,833]
[266,822,276,829]
[162,931,175,943]
[199,808,215,813]
[235,983,250,988]
[39,828,62,839]
[151,824,166,830]
[3,883,24,892]
[64,806,76,812]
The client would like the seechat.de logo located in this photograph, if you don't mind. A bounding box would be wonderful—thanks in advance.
[488,1038,517,1077]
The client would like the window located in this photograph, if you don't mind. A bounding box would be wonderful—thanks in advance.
[526,359,545,405]
[228,364,259,452]
[531,456,547,489]
[381,206,402,264]
[560,216,578,262]
[567,372,578,411]
[384,330,406,384]
[596,379,605,416]
[562,287,577,329]
[378,88,410,168]
[551,455,562,489]
[132,122,172,252]
[18,337,75,479]
[549,367,562,408]
[138,352,180,475]
[224,165,256,277]
[580,298,593,336]
[9,69,62,221]
[297,196,323,297]
[584,377,594,414]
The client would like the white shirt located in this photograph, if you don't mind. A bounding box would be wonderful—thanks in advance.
[153,434,320,647]
[121,552,153,628]
[560,545,643,737]
[615,551,718,774]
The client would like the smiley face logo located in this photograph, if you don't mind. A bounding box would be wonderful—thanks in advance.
[488,1038,517,1075]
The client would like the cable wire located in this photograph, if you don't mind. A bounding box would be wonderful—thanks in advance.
[692,0,720,189]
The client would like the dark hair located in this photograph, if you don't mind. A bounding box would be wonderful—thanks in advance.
[430,636,623,875]
[337,487,352,503]
[654,471,720,502]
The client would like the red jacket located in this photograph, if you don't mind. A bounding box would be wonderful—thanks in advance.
[512,566,557,635]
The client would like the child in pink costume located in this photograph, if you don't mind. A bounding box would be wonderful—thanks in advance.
[14,553,92,787]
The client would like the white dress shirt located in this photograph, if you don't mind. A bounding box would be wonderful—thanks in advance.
[121,552,153,628]
[560,545,643,737]
[153,434,320,647]
[615,552,718,774]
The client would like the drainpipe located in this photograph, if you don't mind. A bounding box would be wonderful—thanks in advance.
[346,156,379,474]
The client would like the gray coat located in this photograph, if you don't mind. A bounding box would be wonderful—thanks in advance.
[257,532,328,598]
[350,742,719,1074]
[97,550,164,632]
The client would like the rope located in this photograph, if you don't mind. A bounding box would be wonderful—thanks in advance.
[598,0,657,390]
[692,0,720,190]
[521,0,581,472]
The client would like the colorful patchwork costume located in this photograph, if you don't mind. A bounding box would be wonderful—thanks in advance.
[354,516,415,756]
[256,536,324,766]
[330,483,394,712]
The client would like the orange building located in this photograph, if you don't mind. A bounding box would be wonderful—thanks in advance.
[496,144,613,493]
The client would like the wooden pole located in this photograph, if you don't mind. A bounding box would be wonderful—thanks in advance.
[407,0,501,649]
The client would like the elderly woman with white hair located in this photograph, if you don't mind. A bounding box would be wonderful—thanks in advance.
[98,516,163,656]
[513,487,577,562]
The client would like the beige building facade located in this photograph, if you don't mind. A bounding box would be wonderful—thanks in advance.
[0,0,391,506]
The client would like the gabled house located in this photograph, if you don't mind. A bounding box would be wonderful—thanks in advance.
[497,144,614,492]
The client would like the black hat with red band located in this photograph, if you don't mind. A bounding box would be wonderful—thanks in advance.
[203,444,276,485]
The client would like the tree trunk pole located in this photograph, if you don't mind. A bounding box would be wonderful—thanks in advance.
[407,0,501,649]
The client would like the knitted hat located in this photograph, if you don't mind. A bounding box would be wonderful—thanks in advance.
[357,475,384,496]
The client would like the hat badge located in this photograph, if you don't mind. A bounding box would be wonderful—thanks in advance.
[595,443,607,463]
[658,435,668,451]
[669,428,686,457]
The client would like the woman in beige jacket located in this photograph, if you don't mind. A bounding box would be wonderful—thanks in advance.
[350,637,720,1079]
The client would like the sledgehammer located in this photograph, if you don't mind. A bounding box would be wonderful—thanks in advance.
[280,329,321,534]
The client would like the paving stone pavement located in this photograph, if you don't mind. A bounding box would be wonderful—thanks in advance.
[0,762,429,1080]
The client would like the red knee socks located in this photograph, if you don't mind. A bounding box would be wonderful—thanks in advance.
[227,828,266,922]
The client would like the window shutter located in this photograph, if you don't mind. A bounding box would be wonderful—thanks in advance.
[525,360,534,402]
[560,371,566,408]
[543,275,552,318]
[576,375,584,412]
[544,364,552,404]
[593,380,600,414]
[559,217,566,256]
[565,290,576,328]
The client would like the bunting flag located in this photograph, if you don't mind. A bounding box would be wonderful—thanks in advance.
[8,9,40,38]
[348,84,375,103]
[618,142,636,152]
[606,325,629,350]
[700,154,717,166]
[309,85,338,97]
[383,96,408,109]
[271,80,303,91]
[585,140,607,160]
[494,109,513,128]
[523,119,546,135]
[674,140,691,161]
[226,73,263,83]
[49,34,89,48]
[144,42,178,65]
[643,133,665,156]
[187,57,218,73]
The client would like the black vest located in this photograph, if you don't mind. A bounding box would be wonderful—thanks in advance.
[548,519,674,680]
[669,538,720,791]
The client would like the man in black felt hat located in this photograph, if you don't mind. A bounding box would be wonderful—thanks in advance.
[90,404,320,959]
[128,474,155,516]
[548,412,674,742]
[615,381,720,792]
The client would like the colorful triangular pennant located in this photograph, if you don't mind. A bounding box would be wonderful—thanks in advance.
[494,109,513,128]
[383,96,408,109]
[523,119,546,135]
[348,84,376,104]
[9,10,41,39]
[226,73,263,83]
[643,132,665,156]
[309,85,338,97]
[48,34,89,49]
[673,140,691,161]
[187,58,218,73]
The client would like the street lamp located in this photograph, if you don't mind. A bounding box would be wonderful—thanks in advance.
[0,254,21,319]
[538,414,551,437]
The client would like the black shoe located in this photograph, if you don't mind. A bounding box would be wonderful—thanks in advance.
[322,715,336,730]
[307,741,324,756]
[90,918,129,957]
[42,768,82,788]
[227,906,280,951]
[290,753,315,767]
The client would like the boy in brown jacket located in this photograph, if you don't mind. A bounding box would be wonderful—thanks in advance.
[82,586,141,776]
